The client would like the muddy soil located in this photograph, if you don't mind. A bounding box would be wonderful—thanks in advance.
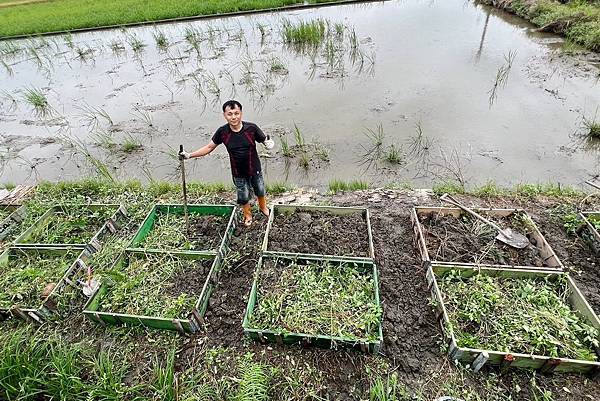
[420,212,548,267]
[187,215,230,250]
[164,259,213,299]
[268,210,370,257]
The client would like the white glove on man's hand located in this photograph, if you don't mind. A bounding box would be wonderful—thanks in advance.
[263,136,275,150]
[178,151,191,160]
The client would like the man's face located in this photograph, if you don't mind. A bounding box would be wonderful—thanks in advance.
[223,105,242,127]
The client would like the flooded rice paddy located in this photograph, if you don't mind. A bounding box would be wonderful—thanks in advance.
[0,0,599,188]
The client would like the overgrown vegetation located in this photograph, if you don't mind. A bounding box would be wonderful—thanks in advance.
[249,258,382,341]
[439,271,599,361]
[0,248,78,308]
[482,0,600,53]
[97,252,209,318]
[328,179,369,194]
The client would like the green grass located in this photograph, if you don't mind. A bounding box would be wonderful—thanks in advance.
[328,179,369,194]
[482,0,600,53]
[439,270,599,361]
[266,181,292,194]
[0,248,79,309]
[282,18,327,47]
[249,258,382,341]
[22,87,51,118]
[0,0,333,38]
[584,116,600,139]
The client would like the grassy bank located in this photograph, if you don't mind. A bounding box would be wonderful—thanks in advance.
[481,0,600,53]
[0,0,339,38]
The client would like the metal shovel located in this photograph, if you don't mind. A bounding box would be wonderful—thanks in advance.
[440,193,530,249]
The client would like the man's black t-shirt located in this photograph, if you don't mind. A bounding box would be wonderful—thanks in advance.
[212,122,266,178]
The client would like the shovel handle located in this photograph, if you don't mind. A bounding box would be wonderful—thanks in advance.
[179,144,189,234]
[586,180,600,191]
[440,193,502,231]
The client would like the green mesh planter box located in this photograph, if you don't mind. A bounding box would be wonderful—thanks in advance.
[427,263,600,375]
[129,204,236,256]
[0,246,87,322]
[0,204,26,242]
[15,204,125,249]
[262,204,375,262]
[243,253,383,353]
[83,250,223,334]
[578,212,600,255]
[411,206,564,271]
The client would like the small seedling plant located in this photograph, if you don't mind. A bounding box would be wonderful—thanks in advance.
[97,253,211,319]
[140,213,228,251]
[439,271,599,361]
[0,249,78,309]
[25,206,116,245]
[249,259,381,342]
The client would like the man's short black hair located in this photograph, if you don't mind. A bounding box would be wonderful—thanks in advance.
[222,100,242,112]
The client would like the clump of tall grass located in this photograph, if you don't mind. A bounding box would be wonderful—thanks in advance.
[22,87,52,118]
[152,30,169,51]
[282,19,327,48]
[328,179,369,194]
[583,116,600,139]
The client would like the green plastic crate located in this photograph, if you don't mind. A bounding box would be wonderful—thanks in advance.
[0,246,87,322]
[83,250,223,334]
[578,211,600,254]
[243,253,383,353]
[15,204,125,249]
[428,263,600,375]
[0,205,26,242]
[129,204,236,256]
[262,204,375,262]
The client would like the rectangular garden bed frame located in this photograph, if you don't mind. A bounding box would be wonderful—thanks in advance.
[411,206,564,271]
[262,204,375,262]
[0,204,26,242]
[0,245,91,323]
[242,253,383,353]
[128,204,236,257]
[578,211,600,255]
[427,263,600,375]
[14,204,128,251]
[83,249,224,334]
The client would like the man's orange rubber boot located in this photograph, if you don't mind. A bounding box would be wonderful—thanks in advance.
[258,196,269,217]
[242,203,252,227]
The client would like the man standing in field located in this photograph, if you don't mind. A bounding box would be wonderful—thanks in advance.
[179,100,274,227]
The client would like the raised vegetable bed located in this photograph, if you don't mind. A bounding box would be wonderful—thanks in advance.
[83,250,223,333]
[15,204,125,248]
[129,204,235,255]
[243,254,383,353]
[412,206,563,271]
[0,246,85,322]
[427,263,600,374]
[262,204,375,261]
[0,205,26,243]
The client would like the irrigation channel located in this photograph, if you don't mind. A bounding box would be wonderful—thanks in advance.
[1,0,600,187]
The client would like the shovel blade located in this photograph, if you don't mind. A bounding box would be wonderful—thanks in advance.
[82,279,99,297]
[496,228,530,249]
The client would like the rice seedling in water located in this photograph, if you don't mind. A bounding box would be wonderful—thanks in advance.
[109,39,125,54]
[127,35,146,53]
[298,151,310,170]
[280,135,293,157]
[314,143,330,162]
[74,45,94,61]
[385,144,403,165]
[63,32,74,49]
[267,56,288,74]
[583,116,600,139]
[293,123,305,149]
[357,124,385,170]
[152,30,169,51]
[76,103,113,130]
[488,49,516,106]
[121,135,142,153]
[439,271,599,361]
[282,18,327,51]
[0,41,21,58]
[22,87,53,118]
[205,71,221,98]
[131,105,153,127]
[0,249,79,308]
[0,89,18,112]
[0,57,13,76]
[249,259,381,341]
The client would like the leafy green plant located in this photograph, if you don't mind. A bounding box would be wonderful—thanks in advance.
[22,87,52,118]
[439,271,599,361]
[249,259,381,341]
[234,358,269,401]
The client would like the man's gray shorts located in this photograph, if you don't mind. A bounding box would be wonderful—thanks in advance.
[233,172,265,205]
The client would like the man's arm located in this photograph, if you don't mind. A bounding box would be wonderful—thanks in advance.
[181,141,218,159]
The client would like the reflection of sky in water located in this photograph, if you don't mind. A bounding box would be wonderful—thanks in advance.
[0,0,599,188]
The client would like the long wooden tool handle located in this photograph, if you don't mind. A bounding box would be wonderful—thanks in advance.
[180,144,190,234]
[440,193,502,231]
[586,180,600,191]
